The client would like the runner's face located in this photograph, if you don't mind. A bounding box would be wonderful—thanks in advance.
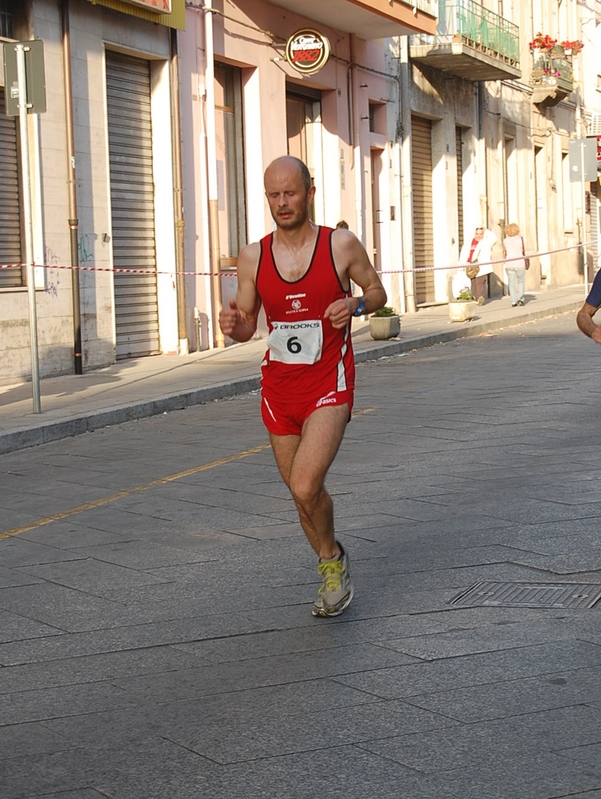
[264,164,315,231]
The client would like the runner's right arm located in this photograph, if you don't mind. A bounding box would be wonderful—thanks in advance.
[218,243,262,342]
[577,302,601,344]
[577,269,601,344]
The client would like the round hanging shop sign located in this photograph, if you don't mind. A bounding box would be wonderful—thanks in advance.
[286,29,331,75]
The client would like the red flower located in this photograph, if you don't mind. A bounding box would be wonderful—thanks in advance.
[529,32,557,51]
[560,39,584,54]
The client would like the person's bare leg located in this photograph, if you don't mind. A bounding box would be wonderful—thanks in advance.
[269,404,349,559]
[268,432,323,553]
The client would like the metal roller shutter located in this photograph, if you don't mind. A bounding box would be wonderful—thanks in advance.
[106,51,159,359]
[456,127,464,253]
[411,116,434,304]
[0,88,23,288]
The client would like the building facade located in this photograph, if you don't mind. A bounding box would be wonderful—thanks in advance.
[401,0,596,306]
[0,0,186,385]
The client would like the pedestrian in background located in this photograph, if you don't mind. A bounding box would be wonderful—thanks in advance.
[503,223,528,307]
[459,226,497,305]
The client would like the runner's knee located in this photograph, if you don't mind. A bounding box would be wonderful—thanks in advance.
[290,476,324,509]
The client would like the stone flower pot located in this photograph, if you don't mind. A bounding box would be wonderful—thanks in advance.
[448,300,477,322]
[369,314,401,340]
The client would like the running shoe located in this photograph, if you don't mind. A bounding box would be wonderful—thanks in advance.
[312,542,354,617]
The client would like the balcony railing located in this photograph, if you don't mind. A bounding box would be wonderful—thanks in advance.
[411,0,439,17]
[410,0,520,74]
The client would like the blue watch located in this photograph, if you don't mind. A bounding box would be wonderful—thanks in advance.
[353,297,365,317]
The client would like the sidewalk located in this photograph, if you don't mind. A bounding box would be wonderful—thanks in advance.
[0,284,584,454]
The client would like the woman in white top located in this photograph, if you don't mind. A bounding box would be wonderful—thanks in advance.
[459,226,497,305]
[503,223,527,306]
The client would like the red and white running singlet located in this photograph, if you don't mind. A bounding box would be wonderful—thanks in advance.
[257,226,355,403]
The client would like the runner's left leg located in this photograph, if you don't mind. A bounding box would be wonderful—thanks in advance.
[269,403,349,559]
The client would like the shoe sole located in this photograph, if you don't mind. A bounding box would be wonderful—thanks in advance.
[311,587,354,618]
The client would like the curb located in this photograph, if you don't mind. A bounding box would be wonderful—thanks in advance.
[354,301,580,362]
[0,377,261,456]
[0,303,579,455]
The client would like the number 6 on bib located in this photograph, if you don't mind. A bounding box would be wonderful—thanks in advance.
[267,320,323,365]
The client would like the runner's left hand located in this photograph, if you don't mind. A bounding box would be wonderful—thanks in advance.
[324,299,352,329]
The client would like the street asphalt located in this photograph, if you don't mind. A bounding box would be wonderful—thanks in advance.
[2,286,601,798]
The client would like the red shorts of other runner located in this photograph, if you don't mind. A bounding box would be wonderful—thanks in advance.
[261,389,354,437]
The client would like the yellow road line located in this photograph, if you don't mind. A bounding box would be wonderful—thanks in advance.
[354,407,375,418]
[0,443,271,541]
[0,407,377,542]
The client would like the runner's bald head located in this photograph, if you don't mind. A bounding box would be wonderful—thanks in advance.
[264,156,312,194]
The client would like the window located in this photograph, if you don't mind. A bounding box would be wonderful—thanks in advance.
[561,151,574,233]
[214,64,246,262]
[286,86,321,222]
[369,102,386,135]
[0,87,23,288]
[0,0,13,39]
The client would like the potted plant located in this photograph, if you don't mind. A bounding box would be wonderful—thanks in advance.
[560,39,584,56]
[369,306,400,340]
[448,288,478,322]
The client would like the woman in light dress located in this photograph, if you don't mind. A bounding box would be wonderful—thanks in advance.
[503,223,528,306]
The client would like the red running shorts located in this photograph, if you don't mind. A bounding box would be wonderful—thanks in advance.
[261,389,354,437]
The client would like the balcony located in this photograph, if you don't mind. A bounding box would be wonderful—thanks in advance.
[264,0,438,40]
[409,0,521,82]
[530,47,574,107]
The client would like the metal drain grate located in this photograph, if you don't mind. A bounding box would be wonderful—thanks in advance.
[449,581,601,609]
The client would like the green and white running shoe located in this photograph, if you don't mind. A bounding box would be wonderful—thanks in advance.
[312,542,354,617]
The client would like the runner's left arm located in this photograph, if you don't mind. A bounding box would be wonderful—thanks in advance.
[325,230,387,329]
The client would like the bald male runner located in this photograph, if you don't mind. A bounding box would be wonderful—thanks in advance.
[219,156,386,617]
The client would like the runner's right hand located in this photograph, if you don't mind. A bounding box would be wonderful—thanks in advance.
[219,300,241,336]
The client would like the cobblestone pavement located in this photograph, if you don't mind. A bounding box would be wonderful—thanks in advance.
[2,311,601,799]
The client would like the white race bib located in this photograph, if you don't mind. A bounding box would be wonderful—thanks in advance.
[267,320,323,365]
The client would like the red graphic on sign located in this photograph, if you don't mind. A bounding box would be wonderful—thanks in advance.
[293,48,321,66]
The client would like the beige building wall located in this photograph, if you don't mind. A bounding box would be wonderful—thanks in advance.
[0,0,178,385]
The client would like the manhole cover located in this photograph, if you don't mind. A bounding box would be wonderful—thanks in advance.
[449,581,601,609]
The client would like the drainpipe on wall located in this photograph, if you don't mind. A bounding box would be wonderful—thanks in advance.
[170,28,189,355]
[391,49,406,316]
[204,0,224,347]
[476,80,488,224]
[349,35,364,245]
[61,0,83,375]
[398,36,416,313]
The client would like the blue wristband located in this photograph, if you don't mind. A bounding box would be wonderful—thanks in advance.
[353,298,365,317]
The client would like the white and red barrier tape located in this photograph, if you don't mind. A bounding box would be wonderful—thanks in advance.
[0,243,585,278]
